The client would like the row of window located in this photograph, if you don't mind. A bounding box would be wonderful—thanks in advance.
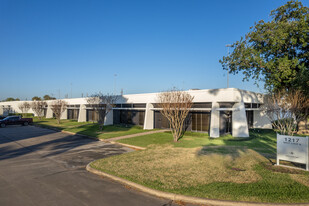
[245,103,261,108]
[115,103,146,108]
[153,102,212,109]
[113,110,145,126]
[154,111,211,133]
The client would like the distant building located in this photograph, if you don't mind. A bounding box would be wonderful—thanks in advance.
[0,88,272,137]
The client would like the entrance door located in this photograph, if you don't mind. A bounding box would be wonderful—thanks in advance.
[220,111,232,135]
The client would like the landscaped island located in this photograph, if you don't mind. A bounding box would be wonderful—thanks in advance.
[91,129,309,203]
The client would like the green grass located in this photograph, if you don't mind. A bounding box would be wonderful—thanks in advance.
[33,117,89,130]
[91,144,309,203]
[168,164,309,203]
[33,117,151,139]
[65,124,149,139]
[118,129,277,154]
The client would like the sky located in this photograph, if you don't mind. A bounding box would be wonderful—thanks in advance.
[0,0,307,100]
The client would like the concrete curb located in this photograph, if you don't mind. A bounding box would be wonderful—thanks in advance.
[86,162,309,206]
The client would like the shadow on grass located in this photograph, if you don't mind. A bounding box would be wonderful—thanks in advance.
[196,129,277,161]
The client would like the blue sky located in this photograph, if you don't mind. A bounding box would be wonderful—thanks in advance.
[0,0,307,100]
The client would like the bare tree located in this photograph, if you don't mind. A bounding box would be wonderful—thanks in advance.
[263,90,309,136]
[157,89,194,142]
[18,102,31,115]
[50,100,67,124]
[87,93,118,130]
[31,101,47,119]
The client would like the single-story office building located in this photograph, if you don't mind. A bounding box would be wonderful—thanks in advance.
[0,88,272,138]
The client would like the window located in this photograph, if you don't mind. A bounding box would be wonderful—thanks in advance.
[246,110,254,128]
[87,110,99,122]
[191,102,212,108]
[191,112,210,133]
[68,109,79,120]
[133,103,146,108]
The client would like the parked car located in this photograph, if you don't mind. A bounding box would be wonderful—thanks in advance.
[0,116,33,128]
[0,116,5,120]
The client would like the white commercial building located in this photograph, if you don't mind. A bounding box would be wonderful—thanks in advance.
[0,88,272,137]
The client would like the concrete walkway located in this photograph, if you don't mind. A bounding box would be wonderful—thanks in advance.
[105,129,168,142]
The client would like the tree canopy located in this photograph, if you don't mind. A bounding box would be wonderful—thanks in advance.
[43,95,56,100]
[32,96,42,101]
[220,0,309,95]
[3,97,20,101]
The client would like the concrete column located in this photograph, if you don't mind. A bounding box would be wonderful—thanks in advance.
[78,104,87,122]
[232,102,249,137]
[104,110,113,125]
[46,105,53,118]
[210,102,220,138]
[60,109,68,120]
[144,103,154,130]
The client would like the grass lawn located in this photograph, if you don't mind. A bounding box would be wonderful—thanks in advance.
[91,129,309,203]
[118,129,277,154]
[33,117,151,139]
[65,124,149,139]
[33,117,89,130]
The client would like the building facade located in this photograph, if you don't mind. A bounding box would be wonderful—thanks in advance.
[0,88,272,137]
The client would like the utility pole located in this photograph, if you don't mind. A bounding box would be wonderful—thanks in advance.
[225,44,233,88]
[114,74,117,95]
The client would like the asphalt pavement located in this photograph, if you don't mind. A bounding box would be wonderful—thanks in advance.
[0,125,185,206]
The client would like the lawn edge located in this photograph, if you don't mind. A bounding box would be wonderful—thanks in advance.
[86,162,309,206]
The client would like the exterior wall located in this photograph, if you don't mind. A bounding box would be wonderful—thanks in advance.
[144,103,154,130]
[0,88,272,136]
[46,105,53,118]
[210,102,220,137]
[253,110,272,129]
[78,104,87,122]
[232,102,249,137]
[104,110,113,125]
[60,109,68,119]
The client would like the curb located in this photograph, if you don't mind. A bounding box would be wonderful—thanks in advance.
[86,162,309,206]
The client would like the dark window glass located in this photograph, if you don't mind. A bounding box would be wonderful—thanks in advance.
[196,113,202,131]
[192,103,212,108]
[245,103,251,108]
[202,113,210,132]
[87,110,99,122]
[191,112,210,133]
[133,104,146,108]
[246,110,254,128]
[192,113,197,131]
[139,111,145,125]
[252,103,258,108]
[122,104,132,108]
[68,109,79,120]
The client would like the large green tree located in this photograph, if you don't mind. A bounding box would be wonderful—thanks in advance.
[220,0,309,95]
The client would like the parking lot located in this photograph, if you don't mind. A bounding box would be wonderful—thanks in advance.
[0,125,176,206]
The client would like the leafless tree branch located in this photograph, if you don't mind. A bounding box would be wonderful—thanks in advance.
[157,88,193,142]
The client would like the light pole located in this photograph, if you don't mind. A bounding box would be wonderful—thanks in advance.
[225,44,233,88]
[114,74,117,95]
